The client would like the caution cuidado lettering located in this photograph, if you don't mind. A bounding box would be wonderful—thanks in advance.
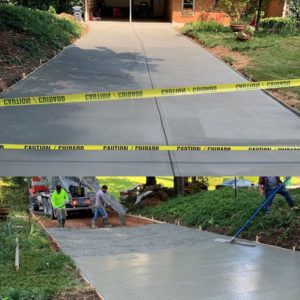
[0,79,299,108]
[1,144,300,152]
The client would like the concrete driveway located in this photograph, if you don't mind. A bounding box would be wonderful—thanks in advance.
[48,223,300,300]
[1,22,300,176]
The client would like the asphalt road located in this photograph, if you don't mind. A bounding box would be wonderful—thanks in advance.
[1,22,300,176]
[48,223,300,300]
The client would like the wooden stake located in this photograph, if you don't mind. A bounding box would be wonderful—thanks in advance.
[256,235,260,243]
[15,237,19,272]
[199,226,202,231]
[292,246,296,252]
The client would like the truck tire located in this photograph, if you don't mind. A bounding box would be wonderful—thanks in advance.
[33,203,39,211]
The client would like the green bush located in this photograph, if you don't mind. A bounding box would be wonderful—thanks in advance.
[182,21,230,35]
[260,17,298,35]
[0,5,82,50]
[48,5,56,14]
[132,188,300,239]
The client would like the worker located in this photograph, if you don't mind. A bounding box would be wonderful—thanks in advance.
[51,184,69,227]
[258,176,298,214]
[91,185,111,228]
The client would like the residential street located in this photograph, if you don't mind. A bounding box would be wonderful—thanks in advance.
[1,22,300,176]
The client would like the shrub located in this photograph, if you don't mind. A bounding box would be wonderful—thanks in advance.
[48,5,56,14]
[182,20,230,35]
[289,0,300,28]
[260,17,298,35]
[0,5,82,50]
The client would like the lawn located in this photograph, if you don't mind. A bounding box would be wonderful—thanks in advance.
[0,5,84,92]
[182,26,300,109]
[97,176,174,199]
[0,213,91,299]
[0,182,98,299]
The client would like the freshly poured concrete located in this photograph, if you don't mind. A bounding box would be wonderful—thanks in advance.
[48,223,300,300]
[1,22,300,175]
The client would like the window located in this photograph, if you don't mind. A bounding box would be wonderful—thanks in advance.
[182,0,195,16]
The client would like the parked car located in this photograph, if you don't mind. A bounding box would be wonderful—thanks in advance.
[216,179,258,189]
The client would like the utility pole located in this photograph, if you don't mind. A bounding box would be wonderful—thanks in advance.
[84,0,89,22]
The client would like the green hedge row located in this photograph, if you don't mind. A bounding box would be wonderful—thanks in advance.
[132,188,300,239]
[260,17,299,35]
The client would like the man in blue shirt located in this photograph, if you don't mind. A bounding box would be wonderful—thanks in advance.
[258,177,297,214]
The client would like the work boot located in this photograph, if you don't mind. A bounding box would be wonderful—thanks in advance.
[91,220,96,229]
[120,216,126,226]
[62,219,65,228]
[58,219,63,228]
[103,219,112,228]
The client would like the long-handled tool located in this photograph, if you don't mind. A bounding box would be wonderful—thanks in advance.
[214,177,290,247]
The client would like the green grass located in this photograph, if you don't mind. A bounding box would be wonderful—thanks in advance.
[131,188,300,240]
[0,213,85,300]
[182,25,300,101]
[97,177,174,199]
[0,5,82,48]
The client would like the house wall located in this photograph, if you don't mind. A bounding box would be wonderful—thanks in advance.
[171,0,221,23]
[265,0,285,17]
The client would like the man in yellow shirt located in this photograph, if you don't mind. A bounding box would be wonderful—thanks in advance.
[51,184,70,227]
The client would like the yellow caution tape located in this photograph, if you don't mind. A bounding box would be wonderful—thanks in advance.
[1,79,299,107]
[1,144,300,151]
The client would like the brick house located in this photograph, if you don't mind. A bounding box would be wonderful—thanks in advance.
[84,0,289,24]
[84,0,221,23]
[265,0,289,17]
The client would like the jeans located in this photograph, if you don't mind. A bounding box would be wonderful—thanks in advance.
[265,186,295,211]
[93,207,108,222]
[56,208,67,227]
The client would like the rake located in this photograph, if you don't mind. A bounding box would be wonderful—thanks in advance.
[215,177,291,247]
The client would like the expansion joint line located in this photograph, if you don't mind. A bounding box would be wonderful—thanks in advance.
[131,23,177,176]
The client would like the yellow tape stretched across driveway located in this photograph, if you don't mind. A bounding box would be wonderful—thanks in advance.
[1,144,300,151]
[1,79,300,107]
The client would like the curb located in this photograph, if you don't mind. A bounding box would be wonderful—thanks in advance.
[128,213,166,224]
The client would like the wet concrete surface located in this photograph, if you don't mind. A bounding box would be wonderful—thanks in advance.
[1,22,300,175]
[48,223,300,300]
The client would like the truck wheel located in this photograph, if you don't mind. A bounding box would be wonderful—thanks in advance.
[33,203,39,211]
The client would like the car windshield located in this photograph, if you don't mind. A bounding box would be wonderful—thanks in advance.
[223,179,235,185]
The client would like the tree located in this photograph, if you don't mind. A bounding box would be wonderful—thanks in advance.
[145,177,156,186]
[255,0,264,31]
[0,0,83,13]
[217,0,250,20]
[289,0,300,27]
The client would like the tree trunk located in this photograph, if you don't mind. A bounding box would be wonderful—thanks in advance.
[174,177,185,195]
[255,0,264,31]
[145,177,156,186]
